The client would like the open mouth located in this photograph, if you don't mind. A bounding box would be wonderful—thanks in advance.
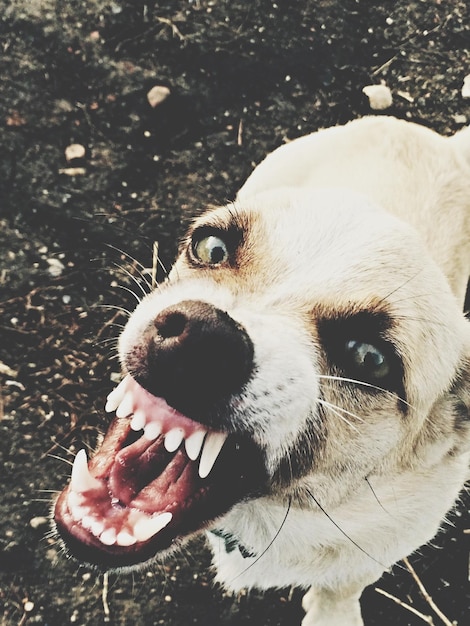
[54,375,265,570]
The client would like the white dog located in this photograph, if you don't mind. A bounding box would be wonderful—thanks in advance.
[55,116,470,625]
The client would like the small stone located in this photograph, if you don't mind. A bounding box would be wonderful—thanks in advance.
[30,516,48,529]
[65,143,86,161]
[462,74,470,98]
[147,85,171,108]
[47,258,65,277]
[58,167,86,176]
[362,84,393,110]
[23,601,34,612]
[453,114,468,125]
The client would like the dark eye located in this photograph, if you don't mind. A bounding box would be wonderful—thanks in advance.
[344,340,390,381]
[192,235,229,265]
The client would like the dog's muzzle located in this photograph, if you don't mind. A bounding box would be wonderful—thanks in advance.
[54,300,266,570]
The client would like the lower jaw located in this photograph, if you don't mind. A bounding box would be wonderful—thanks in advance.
[54,451,268,571]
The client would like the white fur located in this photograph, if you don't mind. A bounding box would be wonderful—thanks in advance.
[119,116,470,625]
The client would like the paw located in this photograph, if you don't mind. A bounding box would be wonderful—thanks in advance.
[301,587,364,626]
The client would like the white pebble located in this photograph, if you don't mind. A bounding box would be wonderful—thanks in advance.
[362,84,393,110]
[147,85,171,108]
[65,143,86,161]
[47,258,65,277]
[462,74,470,99]
[30,516,48,529]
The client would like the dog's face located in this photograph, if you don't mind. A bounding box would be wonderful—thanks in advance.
[54,188,470,571]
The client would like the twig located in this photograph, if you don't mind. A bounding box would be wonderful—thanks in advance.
[237,119,243,146]
[156,16,185,40]
[403,557,454,626]
[375,587,434,624]
[102,572,111,622]
[152,241,159,290]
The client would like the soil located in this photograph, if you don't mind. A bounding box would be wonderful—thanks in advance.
[0,1,469,625]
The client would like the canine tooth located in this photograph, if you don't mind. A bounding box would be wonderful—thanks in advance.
[184,430,207,461]
[71,449,101,493]
[131,410,147,432]
[133,512,172,542]
[144,422,162,441]
[116,391,134,418]
[100,528,117,546]
[164,428,184,452]
[105,378,128,413]
[116,531,137,547]
[199,432,227,479]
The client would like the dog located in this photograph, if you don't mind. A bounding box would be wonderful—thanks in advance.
[54,115,470,625]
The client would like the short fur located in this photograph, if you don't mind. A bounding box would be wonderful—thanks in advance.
[117,116,470,625]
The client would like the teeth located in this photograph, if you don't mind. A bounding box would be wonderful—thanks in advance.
[81,515,96,530]
[100,528,117,546]
[90,519,105,537]
[105,377,128,413]
[116,391,134,418]
[116,531,137,547]
[199,432,227,479]
[133,512,172,542]
[164,428,185,452]
[71,449,101,493]
[144,422,162,441]
[131,410,146,432]
[184,430,206,461]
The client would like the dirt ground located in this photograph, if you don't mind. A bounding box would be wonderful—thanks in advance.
[0,1,469,624]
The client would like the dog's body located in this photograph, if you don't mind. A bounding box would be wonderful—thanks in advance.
[55,116,470,625]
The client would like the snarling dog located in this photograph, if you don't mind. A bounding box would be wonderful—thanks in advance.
[54,116,470,625]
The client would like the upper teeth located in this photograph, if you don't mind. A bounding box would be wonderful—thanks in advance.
[105,376,228,479]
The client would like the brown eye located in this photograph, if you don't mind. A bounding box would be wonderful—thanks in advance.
[193,235,229,265]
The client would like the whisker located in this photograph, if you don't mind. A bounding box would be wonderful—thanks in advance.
[391,314,448,329]
[230,497,292,583]
[364,477,390,515]
[111,262,150,298]
[106,244,154,289]
[318,374,412,409]
[113,283,143,304]
[47,454,73,466]
[376,270,423,307]
[317,399,361,432]
[318,398,364,423]
[305,488,391,570]
[95,303,132,317]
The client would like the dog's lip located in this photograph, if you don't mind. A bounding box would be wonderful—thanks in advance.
[53,376,265,569]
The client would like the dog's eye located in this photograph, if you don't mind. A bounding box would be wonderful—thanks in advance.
[344,340,390,380]
[192,235,229,265]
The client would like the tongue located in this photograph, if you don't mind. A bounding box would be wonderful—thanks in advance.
[108,433,177,506]
[108,432,205,516]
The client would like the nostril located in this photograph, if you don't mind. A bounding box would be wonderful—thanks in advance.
[155,310,188,339]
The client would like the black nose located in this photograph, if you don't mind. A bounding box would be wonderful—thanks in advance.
[127,300,254,419]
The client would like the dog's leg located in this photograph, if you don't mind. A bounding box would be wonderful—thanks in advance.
[301,585,364,626]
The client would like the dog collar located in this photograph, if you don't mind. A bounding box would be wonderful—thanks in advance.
[209,528,257,559]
